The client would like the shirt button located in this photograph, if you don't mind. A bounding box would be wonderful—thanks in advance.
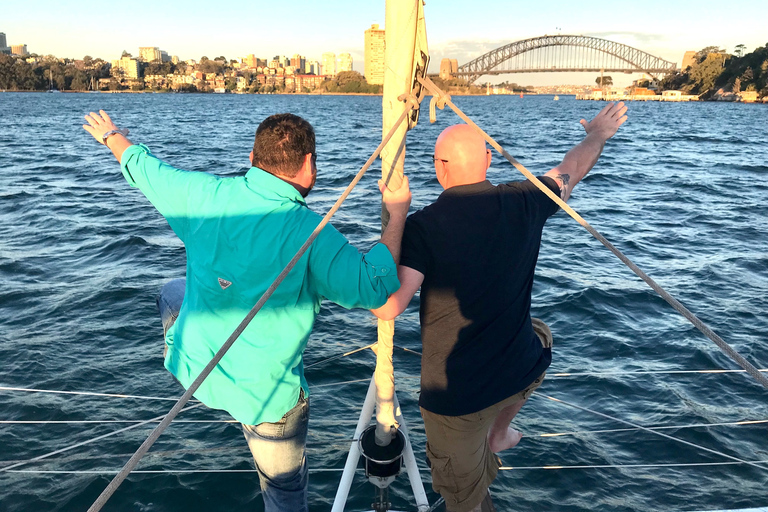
[381,268,389,274]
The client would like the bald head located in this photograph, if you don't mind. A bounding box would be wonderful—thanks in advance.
[433,124,490,189]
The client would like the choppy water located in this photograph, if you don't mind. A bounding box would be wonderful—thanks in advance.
[1,92,767,512]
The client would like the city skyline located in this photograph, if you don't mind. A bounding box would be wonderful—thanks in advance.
[4,0,767,86]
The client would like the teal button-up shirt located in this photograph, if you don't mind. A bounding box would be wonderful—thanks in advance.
[120,144,399,425]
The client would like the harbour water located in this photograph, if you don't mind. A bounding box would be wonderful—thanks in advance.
[1,93,766,511]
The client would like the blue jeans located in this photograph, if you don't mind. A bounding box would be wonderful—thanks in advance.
[157,278,310,512]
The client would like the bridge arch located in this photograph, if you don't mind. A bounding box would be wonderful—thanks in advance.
[456,35,678,84]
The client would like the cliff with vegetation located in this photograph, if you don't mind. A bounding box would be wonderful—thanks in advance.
[661,44,768,100]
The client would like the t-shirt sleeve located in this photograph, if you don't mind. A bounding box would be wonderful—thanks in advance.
[308,223,401,310]
[523,176,561,222]
[399,215,428,275]
[120,144,217,240]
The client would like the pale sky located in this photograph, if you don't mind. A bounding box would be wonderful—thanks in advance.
[4,0,766,87]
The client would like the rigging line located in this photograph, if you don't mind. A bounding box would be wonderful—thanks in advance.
[532,393,768,472]
[86,100,419,512]
[10,460,768,476]
[0,403,204,474]
[499,460,768,471]
[549,368,768,377]
[0,419,238,425]
[304,343,375,369]
[417,74,768,393]
[3,419,765,437]
[3,468,361,474]
[536,419,768,438]
[0,386,194,403]
[306,342,422,370]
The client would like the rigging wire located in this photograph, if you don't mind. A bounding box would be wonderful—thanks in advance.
[0,403,204,473]
[6,459,768,476]
[531,393,768,472]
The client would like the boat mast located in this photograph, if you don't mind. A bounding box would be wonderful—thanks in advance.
[376,0,424,447]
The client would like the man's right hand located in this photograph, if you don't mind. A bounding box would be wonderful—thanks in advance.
[579,101,628,142]
[379,176,412,220]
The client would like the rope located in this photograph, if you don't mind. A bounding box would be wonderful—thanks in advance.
[549,369,768,377]
[417,75,768,392]
[537,419,768,438]
[2,419,765,437]
[8,459,768,476]
[86,101,417,512]
[0,386,190,402]
[499,460,768,471]
[532,393,768,472]
[0,403,203,473]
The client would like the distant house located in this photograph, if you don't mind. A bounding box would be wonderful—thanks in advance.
[738,91,759,103]
[662,90,682,99]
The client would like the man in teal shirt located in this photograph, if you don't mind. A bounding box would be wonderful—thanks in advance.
[83,110,411,512]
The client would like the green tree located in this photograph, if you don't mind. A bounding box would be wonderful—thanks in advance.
[595,75,613,86]
[734,44,746,57]
[121,50,131,58]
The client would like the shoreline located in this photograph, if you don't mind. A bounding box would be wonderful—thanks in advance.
[2,89,766,103]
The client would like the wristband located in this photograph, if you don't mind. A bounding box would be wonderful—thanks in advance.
[101,129,123,145]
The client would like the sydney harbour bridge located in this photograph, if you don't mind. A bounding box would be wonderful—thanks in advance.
[445,35,679,84]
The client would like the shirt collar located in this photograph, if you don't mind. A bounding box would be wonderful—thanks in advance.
[245,167,307,206]
[439,180,494,199]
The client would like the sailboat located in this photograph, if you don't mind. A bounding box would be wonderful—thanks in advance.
[48,68,60,93]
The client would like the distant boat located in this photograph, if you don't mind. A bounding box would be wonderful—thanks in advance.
[520,92,524,98]
[554,95,560,101]
[47,69,60,93]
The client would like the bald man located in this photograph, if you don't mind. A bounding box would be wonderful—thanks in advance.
[373,102,628,512]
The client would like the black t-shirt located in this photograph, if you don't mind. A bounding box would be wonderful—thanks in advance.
[400,177,561,416]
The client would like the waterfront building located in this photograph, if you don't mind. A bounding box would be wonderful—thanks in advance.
[139,47,162,62]
[322,52,336,77]
[0,33,10,54]
[306,60,320,75]
[268,59,280,70]
[274,55,289,68]
[11,44,28,56]
[171,55,180,65]
[364,23,385,85]
[291,54,306,71]
[160,50,171,63]
[111,56,140,79]
[244,54,258,68]
[338,53,353,73]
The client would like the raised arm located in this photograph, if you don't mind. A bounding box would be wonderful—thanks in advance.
[378,176,411,264]
[544,101,628,202]
[82,110,133,162]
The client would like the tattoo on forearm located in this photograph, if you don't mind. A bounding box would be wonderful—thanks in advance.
[556,174,570,200]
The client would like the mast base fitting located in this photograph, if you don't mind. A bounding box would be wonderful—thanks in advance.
[359,425,406,488]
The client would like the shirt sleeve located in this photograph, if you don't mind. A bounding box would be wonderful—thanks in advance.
[120,144,217,240]
[523,176,561,221]
[308,223,401,310]
[399,215,428,275]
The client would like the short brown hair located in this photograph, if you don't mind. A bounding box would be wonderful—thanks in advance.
[251,113,315,178]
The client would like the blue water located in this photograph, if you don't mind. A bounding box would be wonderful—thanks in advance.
[1,92,767,512]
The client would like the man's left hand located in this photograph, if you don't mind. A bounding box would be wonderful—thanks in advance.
[579,102,628,141]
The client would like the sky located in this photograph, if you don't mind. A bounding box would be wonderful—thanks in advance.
[4,0,767,87]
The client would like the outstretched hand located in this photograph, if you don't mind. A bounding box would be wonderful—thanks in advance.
[379,176,412,220]
[82,110,129,145]
[579,102,628,141]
